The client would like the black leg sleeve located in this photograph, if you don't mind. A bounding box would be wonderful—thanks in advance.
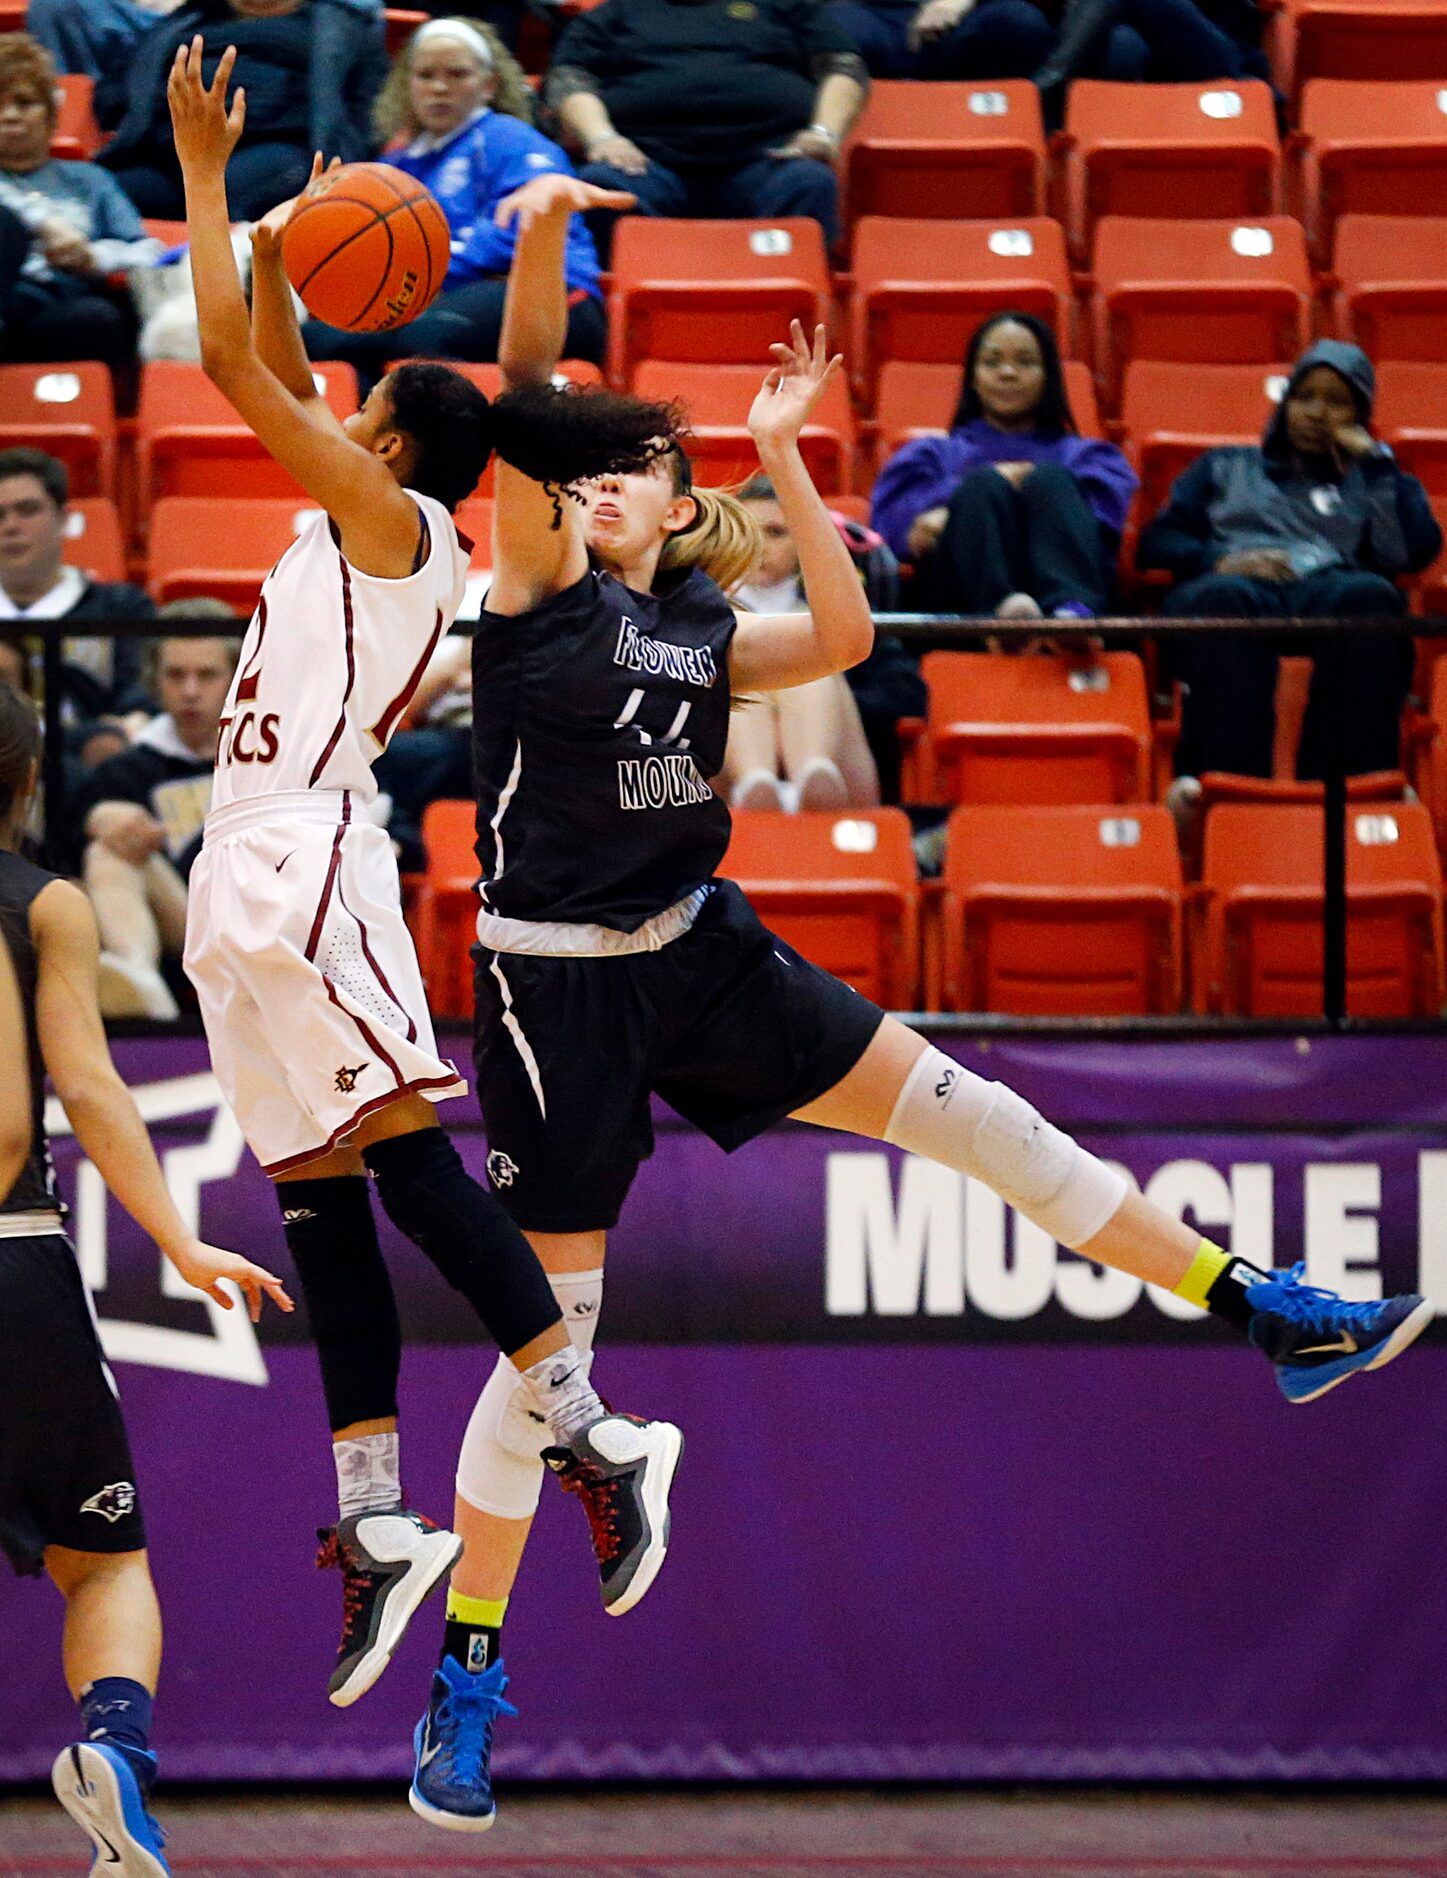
[276,1175,400,1432]
[363,1128,564,1358]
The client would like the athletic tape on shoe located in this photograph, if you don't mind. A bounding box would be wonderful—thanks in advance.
[884,1047,1126,1250]
[455,1270,604,1520]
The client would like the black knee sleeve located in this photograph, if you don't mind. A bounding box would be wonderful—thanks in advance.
[363,1129,562,1357]
[276,1175,400,1431]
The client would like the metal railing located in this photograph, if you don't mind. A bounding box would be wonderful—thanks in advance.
[19,609,1445,1031]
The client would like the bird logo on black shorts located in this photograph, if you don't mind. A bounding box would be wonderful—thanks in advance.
[80,1482,136,1523]
[487,1149,519,1189]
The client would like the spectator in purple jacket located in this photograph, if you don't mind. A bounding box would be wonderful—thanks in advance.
[871,310,1136,619]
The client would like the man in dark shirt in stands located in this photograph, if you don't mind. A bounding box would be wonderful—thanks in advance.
[549,0,868,259]
[0,448,154,770]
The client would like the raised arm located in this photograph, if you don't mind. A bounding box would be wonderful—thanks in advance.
[32,880,292,1322]
[487,172,634,612]
[168,39,418,578]
[730,323,875,692]
[248,154,340,404]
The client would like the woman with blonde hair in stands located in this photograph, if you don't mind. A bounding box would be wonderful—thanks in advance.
[305,15,604,388]
[398,168,1436,1836]
[722,469,879,812]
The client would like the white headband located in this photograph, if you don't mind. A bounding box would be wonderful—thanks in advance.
[412,18,495,69]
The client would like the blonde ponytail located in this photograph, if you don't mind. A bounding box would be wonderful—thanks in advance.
[661,485,761,594]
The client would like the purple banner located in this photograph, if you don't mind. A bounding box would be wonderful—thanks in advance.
[3,1031,1446,1783]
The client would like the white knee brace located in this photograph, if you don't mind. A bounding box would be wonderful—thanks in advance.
[455,1268,604,1520]
[883,1047,1127,1249]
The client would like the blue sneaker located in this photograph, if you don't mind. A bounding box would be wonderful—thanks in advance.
[408,1654,517,1833]
[51,1741,169,1876]
[1247,1263,1435,1404]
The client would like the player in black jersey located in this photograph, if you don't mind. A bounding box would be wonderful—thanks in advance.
[0,682,292,1875]
[407,174,1434,1828]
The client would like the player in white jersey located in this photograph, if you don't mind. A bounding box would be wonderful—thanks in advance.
[168,40,684,1740]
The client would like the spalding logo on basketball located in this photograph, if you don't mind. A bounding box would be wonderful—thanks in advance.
[281,162,451,335]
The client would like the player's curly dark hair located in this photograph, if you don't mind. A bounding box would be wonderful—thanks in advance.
[0,682,40,828]
[383,364,681,517]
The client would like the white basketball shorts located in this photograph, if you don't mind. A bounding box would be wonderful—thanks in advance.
[184,790,466,1175]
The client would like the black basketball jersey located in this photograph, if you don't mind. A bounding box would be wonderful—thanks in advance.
[472,561,737,931]
[0,849,61,1217]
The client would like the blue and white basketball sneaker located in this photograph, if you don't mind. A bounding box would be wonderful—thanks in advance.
[408,1654,517,1833]
[51,1741,169,1876]
[1247,1263,1435,1404]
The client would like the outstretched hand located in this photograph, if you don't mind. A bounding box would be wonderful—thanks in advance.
[748,321,842,454]
[168,36,245,177]
[252,151,341,250]
[167,1239,294,1324]
[494,172,635,233]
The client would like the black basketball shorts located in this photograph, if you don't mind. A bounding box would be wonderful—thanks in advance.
[0,1231,146,1576]
[473,880,885,1231]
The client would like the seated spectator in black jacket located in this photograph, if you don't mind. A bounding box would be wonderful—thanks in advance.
[1139,340,1442,784]
[0,37,160,395]
[69,628,237,1018]
[0,449,156,770]
[99,0,387,222]
[548,0,868,260]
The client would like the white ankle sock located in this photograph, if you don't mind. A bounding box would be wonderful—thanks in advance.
[334,1431,401,1521]
[520,1350,605,1448]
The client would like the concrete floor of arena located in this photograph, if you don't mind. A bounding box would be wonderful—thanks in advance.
[2,1789,1446,1877]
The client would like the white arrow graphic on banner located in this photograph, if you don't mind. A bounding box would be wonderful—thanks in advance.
[46,1073,267,1387]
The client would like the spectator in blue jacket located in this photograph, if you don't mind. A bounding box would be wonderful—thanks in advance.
[1140,339,1442,783]
[306,17,605,385]
[97,0,387,222]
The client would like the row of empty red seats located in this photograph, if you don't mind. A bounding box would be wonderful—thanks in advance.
[406,797,1445,1021]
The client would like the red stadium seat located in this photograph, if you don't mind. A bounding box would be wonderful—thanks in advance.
[50,75,100,161]
[1416,496,1447,627]
[871,357,1102,478]
[607,219,831,387]
[849,216,1071,413]
[1269,0,1447,102]
[632,359,855,493]
[410,799,478,1021]
[1088,216,1311,409]
[61,499,126,584]
[842,80,1045,228]
[136,361,360,515]
[141,219,189,248]
[146,497,319,611]
[383,7,427,56]
[453,496,495,574]
[1295,80,1447,263]
[1194,800,1444,1015]
[1119,360,1291,530]
[921,650,1152,806]
[1329,215,1447,364]
[0,2,28,28]
[1375,362,1447,499]
[941,803,1183,1014]
[383,360,603,498]
[718,809,920,1009]
[0,362,116,497]
[1060,80,1280,262]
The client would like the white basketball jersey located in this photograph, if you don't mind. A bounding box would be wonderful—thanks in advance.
[211,489,469,809]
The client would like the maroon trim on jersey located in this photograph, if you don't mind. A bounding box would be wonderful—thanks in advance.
[234,596,269,703]
[303,791,352,964]
[335,860,418,1045]
[454,526,475,558]
[261,1070,465,1176]
[321,970,407,1083]
[369,605,445,752]
[308,553,358,788]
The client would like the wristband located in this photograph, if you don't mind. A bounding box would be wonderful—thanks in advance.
[806,122,839,148]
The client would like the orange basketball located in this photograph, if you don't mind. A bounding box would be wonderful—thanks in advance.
[281,163,451,334]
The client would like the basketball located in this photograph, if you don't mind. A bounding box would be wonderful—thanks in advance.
[281,162,451,335]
